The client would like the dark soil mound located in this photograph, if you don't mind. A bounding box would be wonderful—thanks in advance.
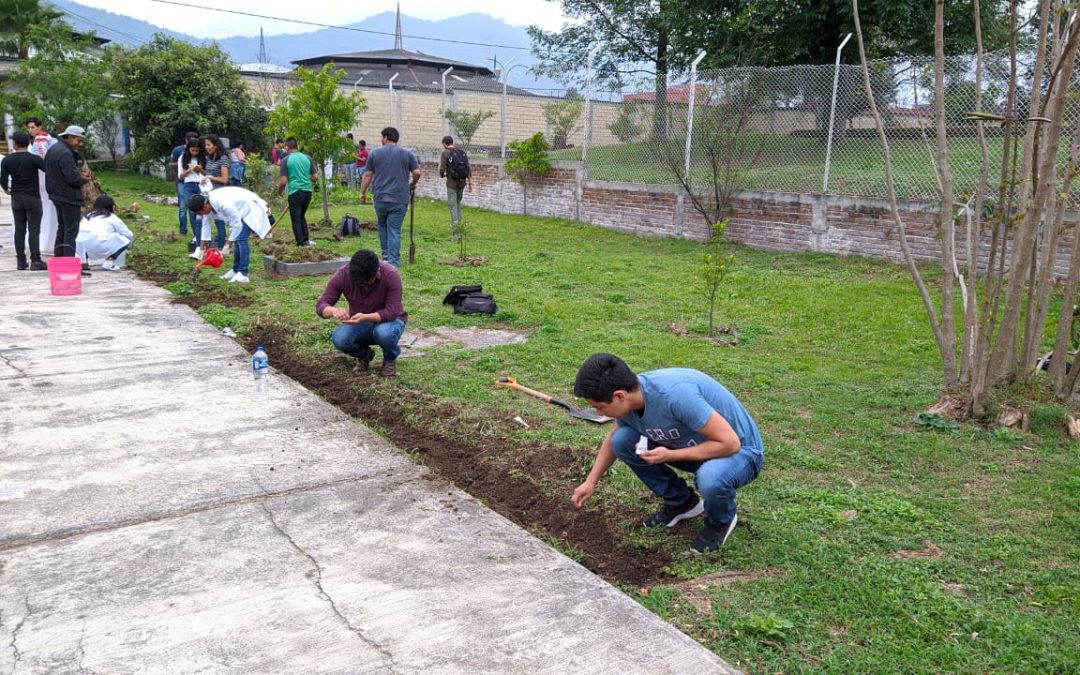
[245,323,679,587]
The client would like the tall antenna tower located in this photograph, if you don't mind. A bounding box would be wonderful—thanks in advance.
[258,27,268,63]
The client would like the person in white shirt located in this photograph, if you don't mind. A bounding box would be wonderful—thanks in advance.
[188,186,272,284]
[76,195,134,270]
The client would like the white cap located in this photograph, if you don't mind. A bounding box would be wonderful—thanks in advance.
[59,125,86,138]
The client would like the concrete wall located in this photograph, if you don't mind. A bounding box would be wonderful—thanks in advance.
[413,157,1075,277]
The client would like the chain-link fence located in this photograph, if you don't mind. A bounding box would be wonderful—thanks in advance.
[339,49,1077,207]
[584,50,1079,206]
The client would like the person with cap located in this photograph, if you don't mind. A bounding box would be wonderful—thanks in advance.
[188,186,272,284]
[44,125,90,261]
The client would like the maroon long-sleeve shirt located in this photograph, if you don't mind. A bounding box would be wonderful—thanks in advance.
[315,261,408,324]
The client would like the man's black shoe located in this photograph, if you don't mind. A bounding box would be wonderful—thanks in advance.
[690,515,738,554]
[643,493,704,528]
[17,260,28,271]
[30,260,47,271]
[353,347,375,372]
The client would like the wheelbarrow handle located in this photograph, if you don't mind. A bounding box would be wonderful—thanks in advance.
[495,376,553,404]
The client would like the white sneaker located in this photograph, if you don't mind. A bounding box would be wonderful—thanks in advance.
[221,244,232,256]
[220,269,236,281]
[229,272,250,284]
[188,247,204,260]
[101,259,117,270]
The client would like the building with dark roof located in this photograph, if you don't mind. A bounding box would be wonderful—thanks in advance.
[287,7,531,97]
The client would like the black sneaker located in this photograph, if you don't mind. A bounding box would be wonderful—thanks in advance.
[30,260,47,271]
[17,260,28,271]
[690,515,738,554]
[643,493,704,528]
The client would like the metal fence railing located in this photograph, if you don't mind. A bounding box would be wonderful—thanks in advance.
[344,49,1077,208]
[582,51,1076,207]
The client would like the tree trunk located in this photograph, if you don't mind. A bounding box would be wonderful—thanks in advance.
[319,161,331,224]
[522,175,528,216]
[934,0,959,391]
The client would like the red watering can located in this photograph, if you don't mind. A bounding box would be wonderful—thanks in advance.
[191,247,224,277]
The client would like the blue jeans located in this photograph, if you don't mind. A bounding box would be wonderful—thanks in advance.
[230,162,246,186]
[232,224,251,274]
[331,319,405,363]
[374,201,408,267]
[177,182,200,236]
[610,426,763,524]
[200,215,227,250]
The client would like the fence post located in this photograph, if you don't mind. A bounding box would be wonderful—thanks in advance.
[388,73,399,128]
[441,67,454,136]
[581,45,602,166]
[684,51,707,183]
[823,33,852,193]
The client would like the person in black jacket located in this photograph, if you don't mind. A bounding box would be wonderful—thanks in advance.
[1,131,47,270]
[44,125,89,260]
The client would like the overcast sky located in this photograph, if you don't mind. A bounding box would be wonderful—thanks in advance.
[67,0,568,37]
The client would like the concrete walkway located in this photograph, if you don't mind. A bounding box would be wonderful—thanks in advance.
[0,205,737,673]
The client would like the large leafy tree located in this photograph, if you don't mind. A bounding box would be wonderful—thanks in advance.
[0,0,63,58]
[1,25,117,138]
[676,0,1011,68]
[528,0,684,139]
[267,64,368,223]
[111,34,267,167]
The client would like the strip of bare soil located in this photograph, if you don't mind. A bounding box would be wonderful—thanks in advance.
[245,323,679,587]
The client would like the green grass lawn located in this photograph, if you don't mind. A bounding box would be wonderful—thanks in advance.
[564,135,1008,204]
[101,168,1078,673]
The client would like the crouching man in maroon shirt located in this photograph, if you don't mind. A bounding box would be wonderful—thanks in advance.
[315,249,408,378]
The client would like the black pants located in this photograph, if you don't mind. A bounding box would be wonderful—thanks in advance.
[288,189,312,245]
[11,192,43,262]
[53,201,82,258]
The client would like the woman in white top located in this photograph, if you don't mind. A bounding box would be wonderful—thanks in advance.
[177,138,206,254]
[76,195,133,270]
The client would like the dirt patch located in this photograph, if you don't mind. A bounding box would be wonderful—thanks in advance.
[438,256,490,267]
[244,323,679,586]
[673,568,779,614]
[172,284,254,310]
[260,241,346,263]
[889,539,947,559]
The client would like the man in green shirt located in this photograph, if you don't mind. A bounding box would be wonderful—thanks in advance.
[274,137,318,246]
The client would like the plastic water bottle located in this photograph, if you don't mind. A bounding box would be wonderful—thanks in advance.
[252,345,269,400]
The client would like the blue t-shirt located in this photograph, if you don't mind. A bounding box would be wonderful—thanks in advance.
[366,143,419,206]
[617,369,764,455]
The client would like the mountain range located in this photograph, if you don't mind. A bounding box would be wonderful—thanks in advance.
[49,0,565,93]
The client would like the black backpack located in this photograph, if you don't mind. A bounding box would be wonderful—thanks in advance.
[442,284,497,315]
[340,213,361,236]
[446,147,471,181]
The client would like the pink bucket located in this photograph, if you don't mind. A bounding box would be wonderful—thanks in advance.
[47,257,82,296]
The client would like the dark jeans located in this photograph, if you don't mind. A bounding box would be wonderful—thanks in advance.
[52,201,82,257]
[331,319,405,363]
[12,192,43,262]
[610,425,764,524]
[231,224,251,275]
[288,190,312,245]
[178,182,200,236]
[374,201,408,268]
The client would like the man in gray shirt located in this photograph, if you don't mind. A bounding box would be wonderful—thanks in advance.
[359,127,420,267]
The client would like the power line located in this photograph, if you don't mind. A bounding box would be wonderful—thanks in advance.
[60,8,150,45]
[145,0,532,52]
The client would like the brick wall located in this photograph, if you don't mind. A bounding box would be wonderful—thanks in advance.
[412,158,1076,277]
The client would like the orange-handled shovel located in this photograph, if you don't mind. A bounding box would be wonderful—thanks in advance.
[495,376,612,424]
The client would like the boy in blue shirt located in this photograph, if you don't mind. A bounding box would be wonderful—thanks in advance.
[571,353,764,553]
